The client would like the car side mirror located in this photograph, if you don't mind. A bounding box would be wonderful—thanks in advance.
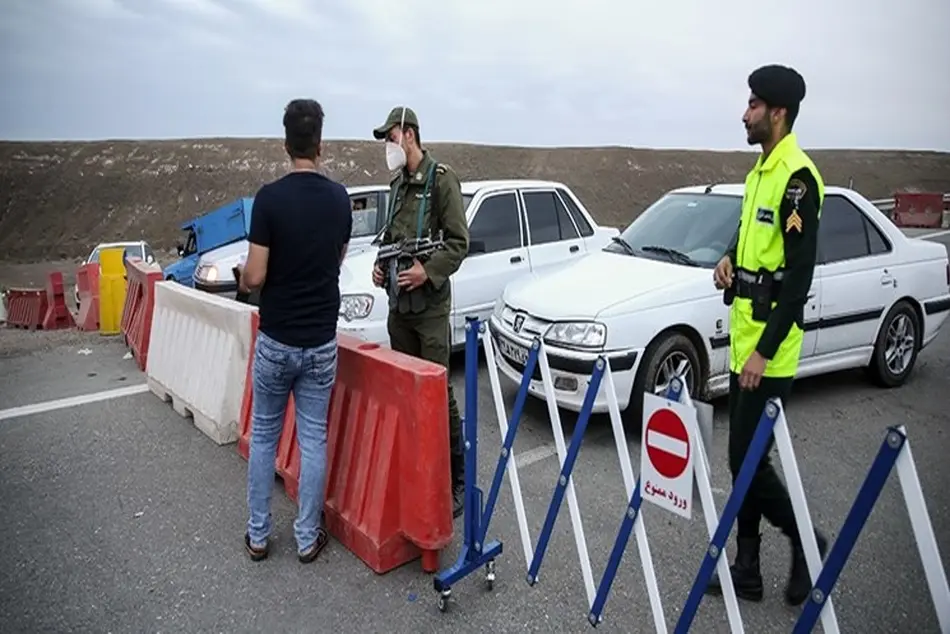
[469,240,486,255]
[146,255,155,264]
[176,242,184,257]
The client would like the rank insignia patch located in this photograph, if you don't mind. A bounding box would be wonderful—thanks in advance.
[786,209,803,233]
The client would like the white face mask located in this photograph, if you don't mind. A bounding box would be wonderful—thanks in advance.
[385,140,406,171]
[384,106,408,171]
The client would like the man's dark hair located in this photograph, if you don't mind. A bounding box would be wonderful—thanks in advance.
[283,99,325,160]
[401,124,421,147]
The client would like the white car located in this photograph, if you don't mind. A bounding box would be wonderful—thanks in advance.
[193,184,392,298]
[74,240,157,306]
[337,179,621,348]
[489,183,950,418]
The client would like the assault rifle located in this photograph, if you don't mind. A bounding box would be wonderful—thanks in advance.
[375,231,446,304]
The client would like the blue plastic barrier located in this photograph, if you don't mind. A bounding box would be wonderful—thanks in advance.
[433,316,950,633]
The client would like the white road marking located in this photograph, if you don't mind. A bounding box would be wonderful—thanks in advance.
[513,428,619,469]
[917,229,950,241]
[0,383,150,422]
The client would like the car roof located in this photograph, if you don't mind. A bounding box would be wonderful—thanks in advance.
[459,179,568,196]
[95,241,144,249]
[670,183,855,197]
[346,184,390,195]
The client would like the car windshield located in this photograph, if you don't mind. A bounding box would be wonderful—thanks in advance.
[605,192,742,268]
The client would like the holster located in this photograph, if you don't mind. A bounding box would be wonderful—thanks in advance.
[730,267,782,322]
[750,269,774,322]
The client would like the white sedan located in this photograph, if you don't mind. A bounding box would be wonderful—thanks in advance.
[337,179,620,347]
[489,183,950,419]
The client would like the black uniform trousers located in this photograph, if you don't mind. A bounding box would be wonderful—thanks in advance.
[728,371,800,542]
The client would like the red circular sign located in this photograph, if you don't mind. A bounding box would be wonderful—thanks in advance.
[645,407,690,479]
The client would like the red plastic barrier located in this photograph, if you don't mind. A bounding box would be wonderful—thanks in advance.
[75,263,100,332]
[41,271,76,330]
[120,259,163,371]
[237,312,454,574]
[4,288,48,330]
[892,192,944,228]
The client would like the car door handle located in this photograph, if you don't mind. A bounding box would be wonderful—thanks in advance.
[510,255,522,264]
[881,271,894,286]
[569,245,579,253]
[807,292,816,300]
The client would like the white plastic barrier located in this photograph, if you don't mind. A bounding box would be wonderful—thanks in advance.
[145,282,257,445]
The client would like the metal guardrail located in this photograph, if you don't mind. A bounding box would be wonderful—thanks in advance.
[870,193,950,213]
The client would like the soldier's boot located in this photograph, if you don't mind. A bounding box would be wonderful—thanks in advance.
[785,529,828,606]
[704,535,764,602]
[451,451,465,519]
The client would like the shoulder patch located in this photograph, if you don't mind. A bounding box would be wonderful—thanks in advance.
[785,178,807,206]
[435,163,455,176]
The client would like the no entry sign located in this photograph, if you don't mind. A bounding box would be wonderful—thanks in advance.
[640,392,697,520]
[646,407,690,479]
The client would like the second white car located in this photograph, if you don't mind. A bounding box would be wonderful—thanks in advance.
[489,183,950,419]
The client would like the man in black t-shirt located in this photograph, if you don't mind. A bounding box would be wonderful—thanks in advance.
[236,98,352,565]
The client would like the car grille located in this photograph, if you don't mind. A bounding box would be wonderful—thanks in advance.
[499,304,552,338]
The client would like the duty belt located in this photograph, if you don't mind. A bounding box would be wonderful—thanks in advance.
[734,267,784,301]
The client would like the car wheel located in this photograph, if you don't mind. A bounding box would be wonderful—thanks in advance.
[627,332,703,423]
[868,300,920,388]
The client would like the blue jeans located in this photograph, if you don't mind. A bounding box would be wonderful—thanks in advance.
[246,331,338,553]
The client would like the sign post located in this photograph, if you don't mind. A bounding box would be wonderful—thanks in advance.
[640,392,696,520]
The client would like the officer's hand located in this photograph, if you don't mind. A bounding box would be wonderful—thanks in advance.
[397,259,428,291]
[372,264,384,287]
[713,256,734,290]
[740,351,766,390]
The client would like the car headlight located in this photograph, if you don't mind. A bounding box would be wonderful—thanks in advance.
[339,294,374,321]
[544,321,607,349]
[197,264,218,282]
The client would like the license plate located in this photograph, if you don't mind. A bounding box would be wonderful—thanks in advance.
[495,333,529,366]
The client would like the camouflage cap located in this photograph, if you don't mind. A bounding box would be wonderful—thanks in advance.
[372,106,419,140]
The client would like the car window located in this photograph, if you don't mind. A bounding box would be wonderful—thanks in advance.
[865,215,891,255]
[817,195,883,264]
[184,231,198,255]
[469,193,522,254]
[556,188,594,237]
[87,249,100,264]
[612,192,742,268]
[523,190,576,245]
[351,193,381,238]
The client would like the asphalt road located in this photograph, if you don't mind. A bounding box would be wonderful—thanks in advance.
[1,233,949,634]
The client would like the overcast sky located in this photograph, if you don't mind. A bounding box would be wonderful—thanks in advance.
[1,0,948,151]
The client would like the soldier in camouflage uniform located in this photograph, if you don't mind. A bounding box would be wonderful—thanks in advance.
[371,106,470,518]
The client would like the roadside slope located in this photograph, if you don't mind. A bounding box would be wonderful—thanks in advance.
[2,138,949,262]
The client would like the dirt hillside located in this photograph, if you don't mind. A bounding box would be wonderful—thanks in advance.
[1,138,949,263]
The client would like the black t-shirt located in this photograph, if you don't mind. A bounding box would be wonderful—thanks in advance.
[247,171,352,348]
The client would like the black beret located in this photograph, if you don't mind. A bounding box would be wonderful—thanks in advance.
[748,64,806,109]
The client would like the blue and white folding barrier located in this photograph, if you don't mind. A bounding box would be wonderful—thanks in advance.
[433,316,949,634]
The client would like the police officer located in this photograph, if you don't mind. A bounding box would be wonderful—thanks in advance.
[706,65,829,606]
[371,106,470,518]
